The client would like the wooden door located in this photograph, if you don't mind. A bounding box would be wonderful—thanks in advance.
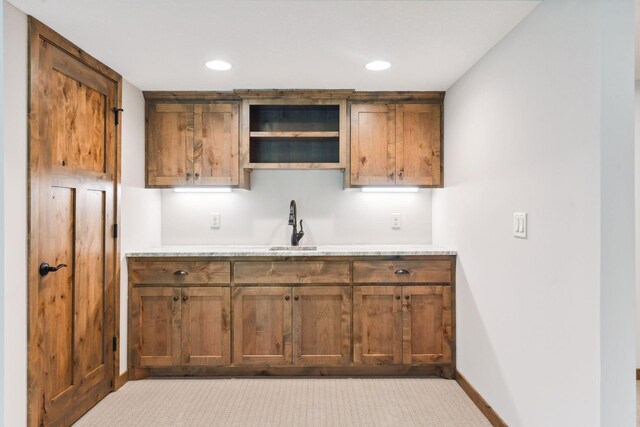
[28,18,121,426]
[402,286,452,364]
[147,103,194,186]
[131,287,181,367]
[396,104,442,186]
[292,287,351,366]
[350,104,396,185]
[353,286,402,365]
[194,104,239,185]
[181,287,231,366]
[232,287,292,365]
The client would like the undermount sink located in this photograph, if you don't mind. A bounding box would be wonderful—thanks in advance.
[268,246,317,251]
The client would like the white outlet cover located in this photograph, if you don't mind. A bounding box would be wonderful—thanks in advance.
[391,213,401,230]
[211,212,221,229]
[513,212,527,239]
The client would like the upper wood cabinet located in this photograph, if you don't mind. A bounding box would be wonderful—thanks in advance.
[146,100,239,187]
[350,102,442,187]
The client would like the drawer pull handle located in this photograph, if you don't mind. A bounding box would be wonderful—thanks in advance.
[174,270,189,276]
[395,269,410,275]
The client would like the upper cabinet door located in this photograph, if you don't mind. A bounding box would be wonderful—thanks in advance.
[350,104,396,185]
[395,104,442,186]
[147,103,194,186]
[194,104,239,185]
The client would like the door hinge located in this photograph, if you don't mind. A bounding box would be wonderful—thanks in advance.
[113,223,118,239]
[113,336,118,352]
[113,107,124,126]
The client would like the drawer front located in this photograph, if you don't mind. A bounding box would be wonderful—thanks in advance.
[234,261,350,284]
[353,261,451,284]
[130,261,231,285]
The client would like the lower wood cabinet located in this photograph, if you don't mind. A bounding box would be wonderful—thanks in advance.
[131,286,230,368]
[232,286,351,366]
[353,285,452,365]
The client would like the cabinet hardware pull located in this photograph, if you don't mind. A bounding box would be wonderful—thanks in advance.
[183,296,188,301]
[395,295,401,300]
[285,295,290,301]
[405,295,410,300]
[294,296,299,301]
[395,269,410,275]
[186,173,191,182]
[388,172,395,180]
[398,170,404,179]
[174,270,188,276]
[173,296,179,301]
[194,173,200,181]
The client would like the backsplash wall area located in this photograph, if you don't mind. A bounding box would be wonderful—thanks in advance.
[161,170,433,245]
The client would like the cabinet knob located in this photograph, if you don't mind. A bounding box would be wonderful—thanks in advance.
[395,295,401,300]
[186,173,191,182]
[194,173,200,181]
[398,170,404,179]
[174,270,188,276]
[388,172,395,180]
[173,296,179,301]
[183,295,189,302]
[395,269,410,275]
[405,295,410,300]
[294,296,299,301]
[285,295,290,301]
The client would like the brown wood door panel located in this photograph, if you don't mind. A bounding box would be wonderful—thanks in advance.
[402,286,452,364]
[234,261,350,284]
[182,287,231,366]
[28,18,121,427]
[396,104,442,186]
[129,261,231,285]
[132,287,181,367]
[353,260,452,284]
[194,103,239,185]
[353,286,402,365]
[147,103,194,186]
[232,287,292,365]
[350,103,396,185]
[293,286,351,366]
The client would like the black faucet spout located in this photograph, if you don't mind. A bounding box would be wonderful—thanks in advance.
[288,200,304,246]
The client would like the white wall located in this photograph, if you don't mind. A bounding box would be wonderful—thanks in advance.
[3,3,27,426]
[120,80,161,373]
[162,172,432,245]
[433,0,635,425]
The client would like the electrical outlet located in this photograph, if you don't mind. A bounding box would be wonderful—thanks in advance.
[391,213,401,230]
[513,212,527,239]
[211,212,221,229]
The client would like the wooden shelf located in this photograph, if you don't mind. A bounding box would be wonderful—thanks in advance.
[250,131,339,138]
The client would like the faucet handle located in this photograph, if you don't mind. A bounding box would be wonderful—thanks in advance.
[299,220,304,234]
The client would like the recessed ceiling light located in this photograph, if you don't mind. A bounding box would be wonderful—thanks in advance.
[365,60,391,71]
[205,60,232,71]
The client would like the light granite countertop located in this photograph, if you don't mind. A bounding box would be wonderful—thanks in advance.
[126,244,456,257]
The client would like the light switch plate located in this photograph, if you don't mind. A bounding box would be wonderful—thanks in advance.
[211,212,221,229]
[391,213,401,230]
[513,212,527,239]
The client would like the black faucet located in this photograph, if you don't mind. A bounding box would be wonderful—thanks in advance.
[288,200,304,246]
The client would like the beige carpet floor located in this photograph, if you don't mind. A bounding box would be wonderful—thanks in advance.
[74,378,491,427]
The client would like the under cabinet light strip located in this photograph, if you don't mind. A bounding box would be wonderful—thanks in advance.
[361,187,419,193]
[174,187,232,193]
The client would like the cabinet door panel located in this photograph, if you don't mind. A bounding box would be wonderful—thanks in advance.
[396,104,442,186]
[353,286,402,364]
[194,104,239,185]
[181,287,230,366]
[350,104,396,185]
[293,287,351,366]
[147,103,194,186]
[131,287,181,367]
[233,287,292,365]
[402,286,452,364]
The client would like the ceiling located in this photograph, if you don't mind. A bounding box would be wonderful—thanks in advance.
[9,0,540,91]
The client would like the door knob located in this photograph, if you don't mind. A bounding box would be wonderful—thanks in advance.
[39,262,68,277]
